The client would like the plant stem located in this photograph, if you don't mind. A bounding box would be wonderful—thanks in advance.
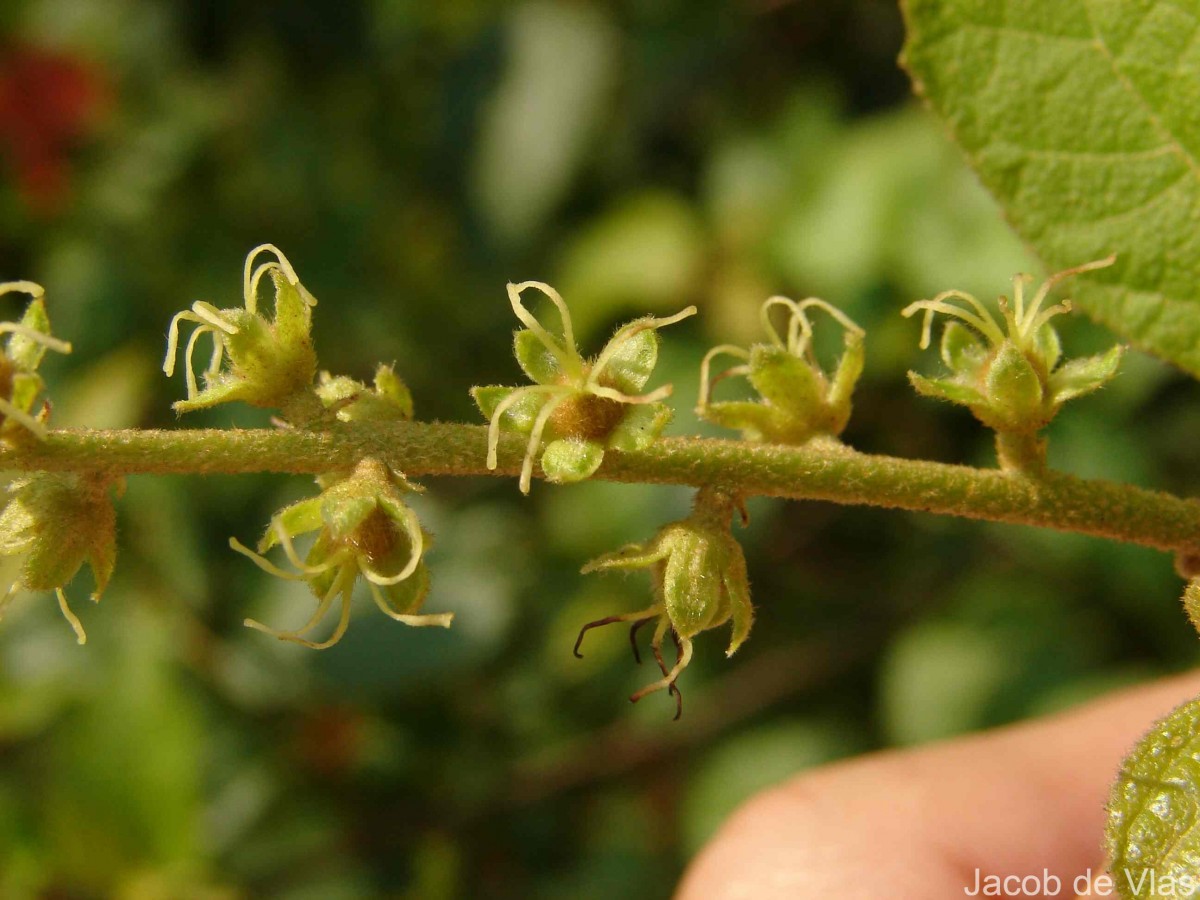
[1,422,1198,556]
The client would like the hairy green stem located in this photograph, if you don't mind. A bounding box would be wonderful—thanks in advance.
[1,423,1197,556]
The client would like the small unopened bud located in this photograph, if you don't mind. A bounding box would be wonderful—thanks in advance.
[315,364,414,424]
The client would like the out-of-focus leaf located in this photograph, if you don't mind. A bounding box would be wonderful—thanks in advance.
[472,1,618,244]
[556,192,705,339]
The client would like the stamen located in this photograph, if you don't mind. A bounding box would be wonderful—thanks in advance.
[759,296,800,350]
[1029,301,1072,335]
[365,576,452,627]
[698,344,751,408]
[164,310,205,376]
[246,261,282,315]
[1023,255,1115,331]
[0,322,72,355]
[272,520,338,576]
[229,537,307,580]
[520,392,570,494]
[191,302,239,335]
[796,297,865,338]
[0,396,47,439]
[588,383,673,405]
[360,506,424,585]
[486,384,566,470]
[901,292,1005,349]
[506,282,583,378]
[56,588,86,644]
[183,325,211,398]
[0,281,45,302]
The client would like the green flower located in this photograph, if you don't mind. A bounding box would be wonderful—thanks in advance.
[472,281,695,494]
[698,295,863,443]
[231,457,450,649]
[902,257,1123,470]
[164,244,318,415]
[0,281,73,441]
[0,472,118,644]
[577,488,752,719]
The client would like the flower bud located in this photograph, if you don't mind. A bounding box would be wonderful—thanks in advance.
[472,281,694,494]
[231,457,450,649]
[576,488,752,718]
[164,244,318,415]
[0,472,117,644]
[698,296,863,444]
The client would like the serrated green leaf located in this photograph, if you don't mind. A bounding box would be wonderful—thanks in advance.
[541,438,604,484]
[902,0,1200,376]
[1107,694,1200,899]
[1048,343,1123,404]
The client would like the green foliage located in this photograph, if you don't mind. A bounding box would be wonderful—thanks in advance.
[902,0,1200,376]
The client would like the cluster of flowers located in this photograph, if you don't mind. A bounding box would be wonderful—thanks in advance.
[0,247,1122,713]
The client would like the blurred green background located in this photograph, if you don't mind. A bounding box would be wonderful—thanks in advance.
[0,1,1197,897]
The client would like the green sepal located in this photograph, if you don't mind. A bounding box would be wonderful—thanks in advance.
[8,298,52,372]
[172,375,259,415]
[514,329,563,385]
[268,269,316,350]
[373,364,413,420]
[907,371,986,408]
[541,438,605,484]
[660,528,721,639]
[1033,322,1063,374]
[748,345,821,412]
[940,321,987,375]
[607,402,671,452]
[700,401,779,442]
[580,541,669,574]
[1048,344,1123,405]
[827,332,865,414]
[9,373,42,415]
[723,548,753,657]
[321,491,377,540]
[259,496,324,552]
[470,385,549,434]
[600,326,659,394]
[984,342,1044,430]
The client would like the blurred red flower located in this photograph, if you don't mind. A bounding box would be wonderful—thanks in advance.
[0,44,110,214]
